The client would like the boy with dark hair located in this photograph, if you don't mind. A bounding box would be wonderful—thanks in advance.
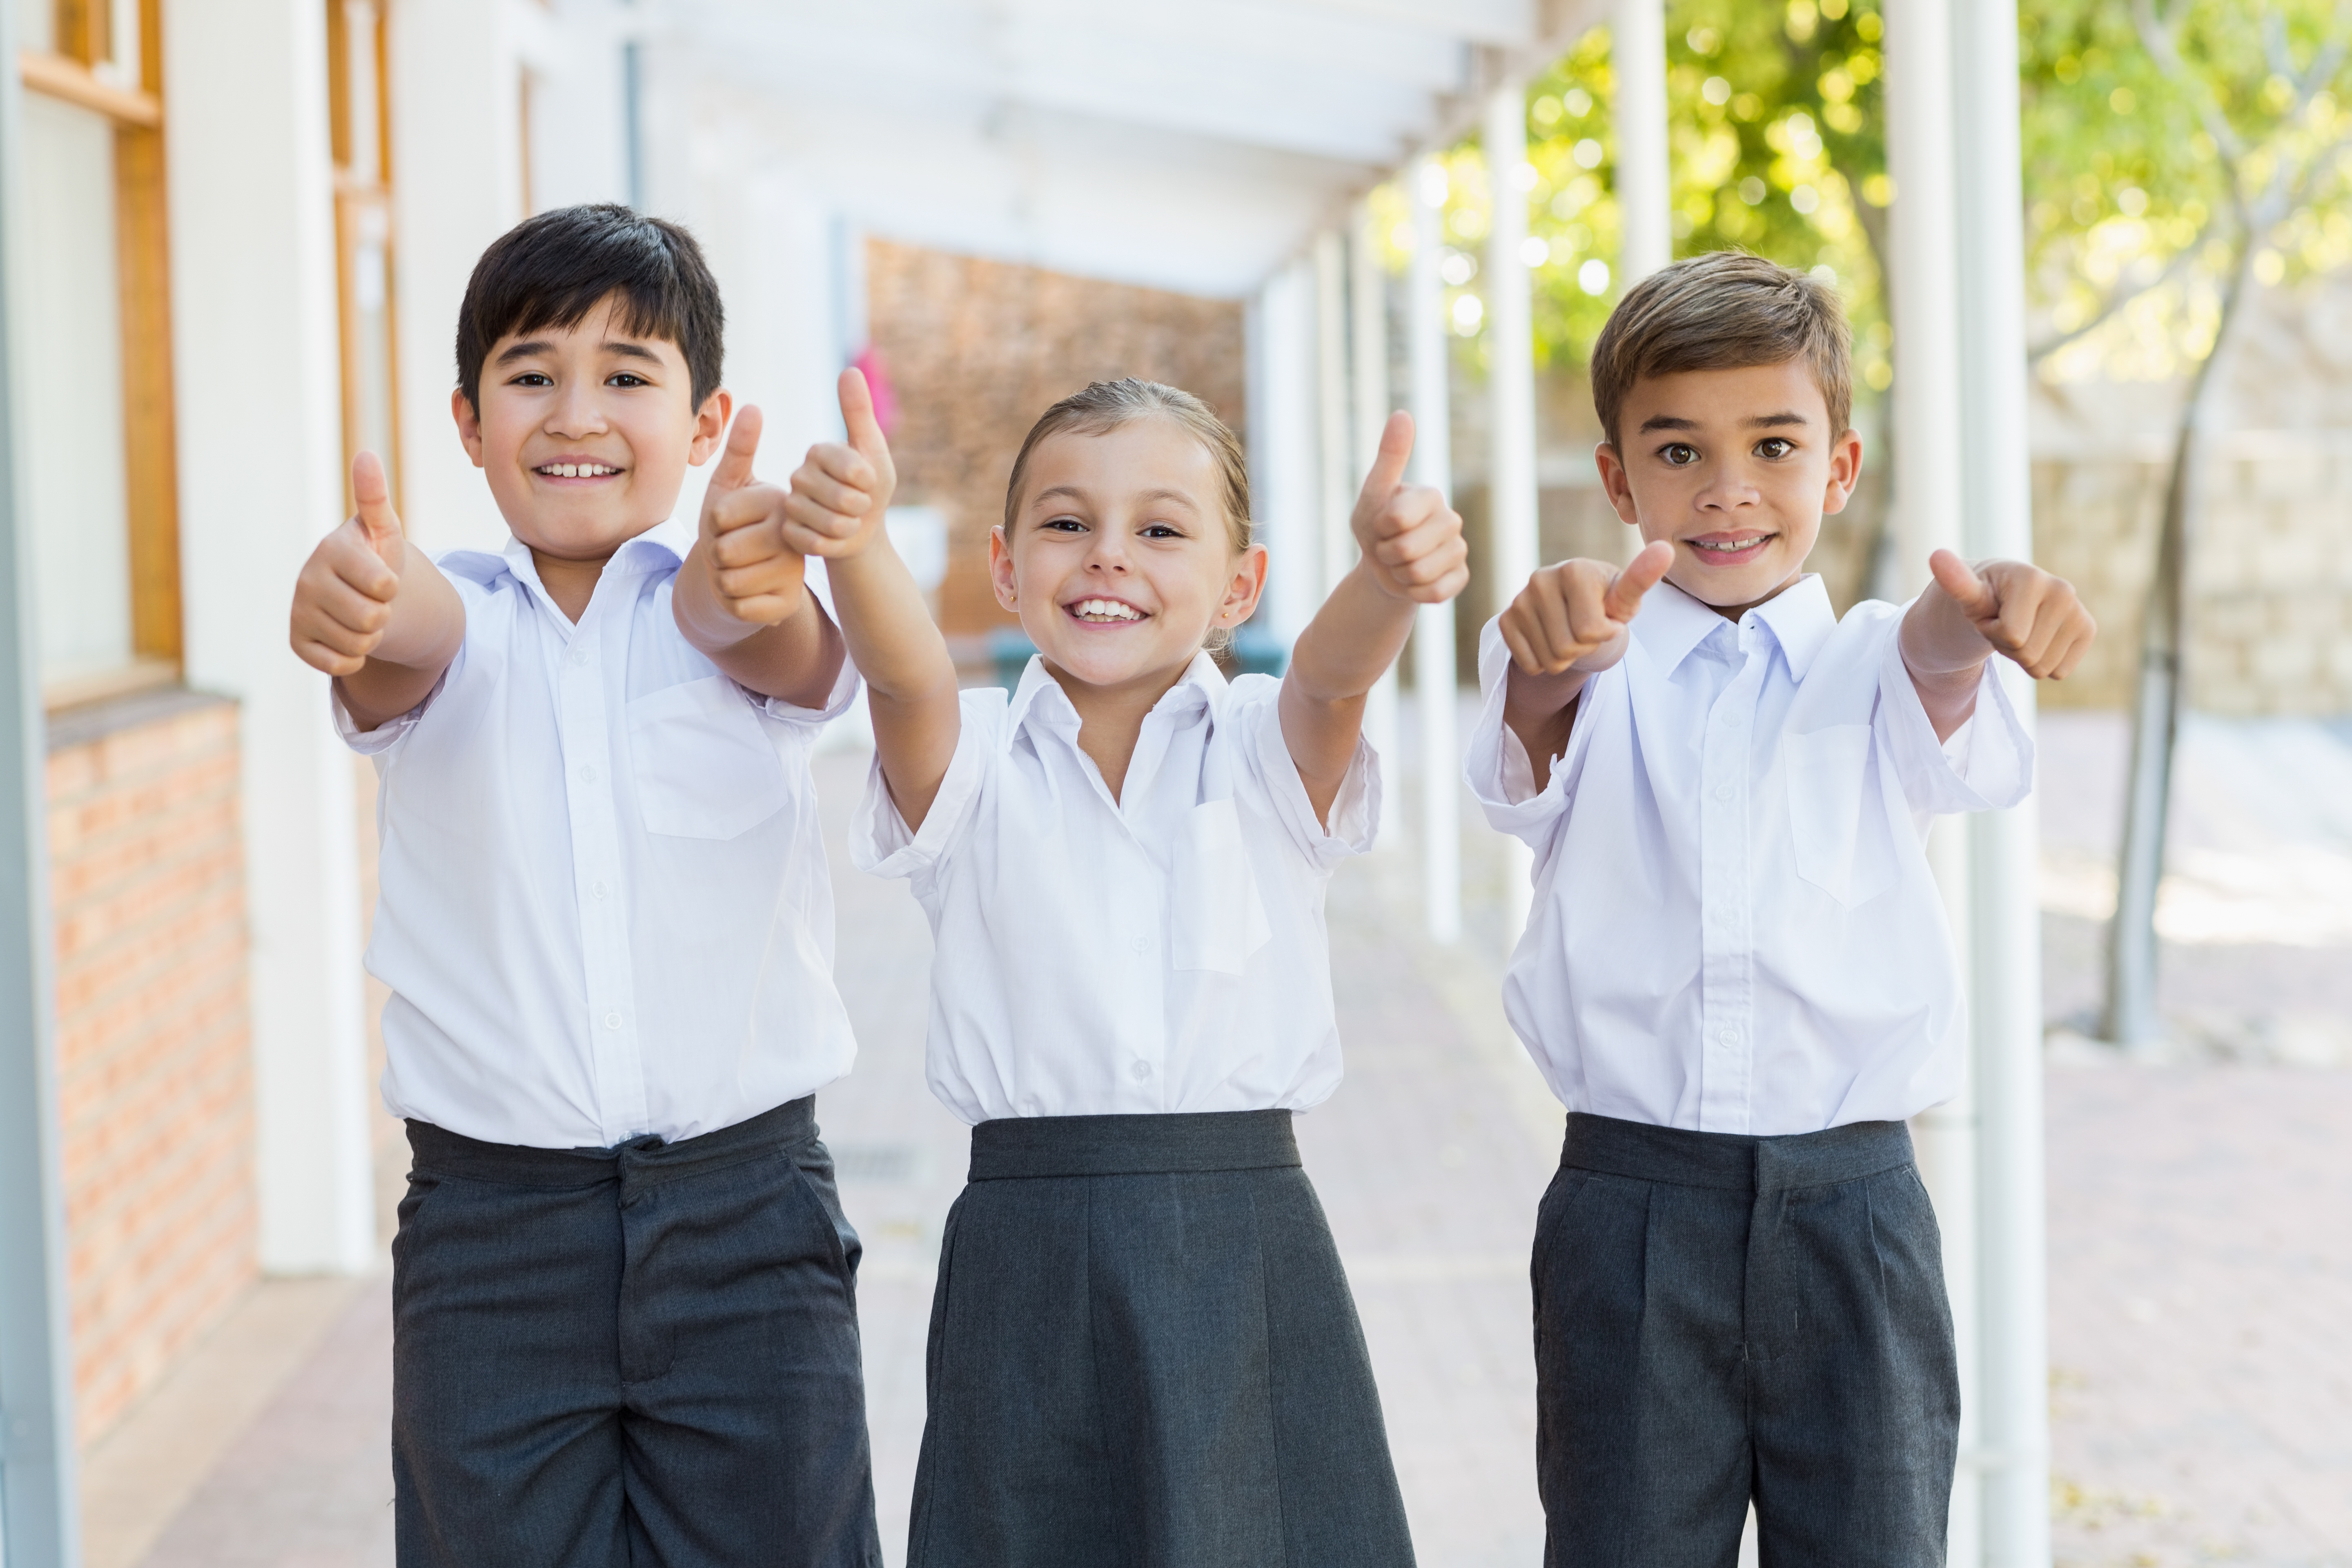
[1470,250,2094,1563]
[288,203,881,1566]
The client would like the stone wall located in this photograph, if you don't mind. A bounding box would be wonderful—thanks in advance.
[47,690,254,1446]
[864,239,1248,646]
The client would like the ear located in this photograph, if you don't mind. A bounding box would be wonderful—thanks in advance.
[1820,426,1864,516]
[1594,442,1639,528]
[452,387,486,470]
[1216,543,1270,629]
[687,388,735,466]
[988,526,1020,613]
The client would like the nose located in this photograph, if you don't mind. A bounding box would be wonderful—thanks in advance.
[545,379,608,439]
[1693,463,1760,514]
[1082,528,1131,572]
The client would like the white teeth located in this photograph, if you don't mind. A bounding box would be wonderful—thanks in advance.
[1074,598,1140,622]
[1693,537,1765,552]
[541,463,615,478]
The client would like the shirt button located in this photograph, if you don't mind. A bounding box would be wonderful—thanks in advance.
[604,1011,624,1030]
[569,648,588,668]
[592,882,608,901]
[1130,1060,1152,1080]
[1719,1027,1741,1046]
[1130,937,1147,955]
[579,764,598,784]
[1713,783,1735,802]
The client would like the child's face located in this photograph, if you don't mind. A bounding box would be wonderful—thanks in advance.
[1595,359,1861,616]
[454,293,728,561]
[989,417,1266,699]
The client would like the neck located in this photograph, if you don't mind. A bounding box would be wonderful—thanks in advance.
[530,546,616,624]
[1040,655,1194,803]
[1698,566,1806,622]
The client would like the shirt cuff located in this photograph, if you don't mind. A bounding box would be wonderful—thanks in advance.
[754,628,862,726]
[331,667,446,756]
[1877,620,2034,814]
[848,706,987,878]
[1465,614,1578,839]
[1247,682,1380,865]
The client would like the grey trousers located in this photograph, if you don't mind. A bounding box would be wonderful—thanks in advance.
[908,1110,1416,1568]
[1533,1113,1959,1567]
[391,1096,882,1568]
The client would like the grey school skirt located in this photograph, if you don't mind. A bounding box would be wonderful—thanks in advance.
[906,1109,1416,1568]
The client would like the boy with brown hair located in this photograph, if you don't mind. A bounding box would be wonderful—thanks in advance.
[1468,250,2092,1563]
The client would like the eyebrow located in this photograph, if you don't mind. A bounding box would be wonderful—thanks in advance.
[1637,410,1813,434]
[1030,485,1200,512]
[494,338,666,367]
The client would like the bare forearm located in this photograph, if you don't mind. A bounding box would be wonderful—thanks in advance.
[1279,565,1417,821]
[1899,597,1988,743]
[673,544,845,708]
[825,542,962,830]
[337,545,464,730]
[1501,665,1589,793]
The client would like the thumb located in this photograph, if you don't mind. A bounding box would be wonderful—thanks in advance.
[353,451,402,566]
[838,368,889,461]
[710,405,762,494]
[1929,548,1993,617]
[1354,411,1414,517]
[1603,539,1674,621]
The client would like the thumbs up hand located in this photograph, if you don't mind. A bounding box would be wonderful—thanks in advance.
[1499,540,1675,679]
[1914,549,2096,682]
[1353,411,1470,604]
[290,451,410,676]
[782,369,898,561]
[694,405,811,627]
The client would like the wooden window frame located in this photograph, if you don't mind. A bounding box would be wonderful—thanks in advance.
[19,0,181,710]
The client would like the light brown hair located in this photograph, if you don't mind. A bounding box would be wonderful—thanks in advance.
[1588,250,1852,449]
[1001,379,1253,555]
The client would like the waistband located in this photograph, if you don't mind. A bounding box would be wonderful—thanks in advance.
[405,1095,817,1191]
[1560,1111,1914,1194]
[969,1110,1300,1181]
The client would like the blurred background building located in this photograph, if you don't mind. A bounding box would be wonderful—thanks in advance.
[3,2,2349,1567]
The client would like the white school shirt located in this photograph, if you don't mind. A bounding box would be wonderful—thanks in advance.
[1465,574,2031,1136]
[337,519,861,1149]
[851,654,1379,1126]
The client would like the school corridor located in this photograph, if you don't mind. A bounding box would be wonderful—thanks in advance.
[71,717,2352,1568]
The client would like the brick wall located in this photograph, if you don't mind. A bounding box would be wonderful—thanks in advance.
[864,239,1247,644]
[2031,437,2352,713]
[47,689,254,1446]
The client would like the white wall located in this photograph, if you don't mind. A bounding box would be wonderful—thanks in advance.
[164,0,374,1275]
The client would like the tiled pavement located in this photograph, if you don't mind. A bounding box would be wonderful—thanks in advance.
[94,716,2352,1566]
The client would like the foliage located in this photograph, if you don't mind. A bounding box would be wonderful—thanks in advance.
[2021,0,2352,384]
[1384,0,1894,392]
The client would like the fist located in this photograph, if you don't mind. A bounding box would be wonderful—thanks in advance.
[1499,541,1675,677]
[290,451,404,677]
[1925,550,2096,680]
[1352,412,1469,604]
[781,368,898,562]
[697,405,811,626]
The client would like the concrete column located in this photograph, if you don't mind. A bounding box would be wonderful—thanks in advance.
[1952,2,2052,1560]
[1884,0,1982,1559]
[1245,258,1321,652]
[1485,84,1540,945]
[0,5,84,1558]
[1408,154,1460,943]
[165,0,376,1274]
[1352,206,1402,840]
[1613,0,1673,284]
[1314,229,1354,600]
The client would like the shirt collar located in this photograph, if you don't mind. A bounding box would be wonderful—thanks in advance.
[1005,649,1228,742]
[1631,572,1835,681]
[493,517,694,586]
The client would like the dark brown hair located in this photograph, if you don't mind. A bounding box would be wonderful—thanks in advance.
[1001,379,1253,554]
[1588,250,1852,448]
[454,203,724,413]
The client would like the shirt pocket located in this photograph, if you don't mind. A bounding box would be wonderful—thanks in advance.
[1169,798,1275,974]
[1784,724,1897,909]
[626,676,787,840]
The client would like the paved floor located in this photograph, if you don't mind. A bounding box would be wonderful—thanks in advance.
[95,715,2352,1567]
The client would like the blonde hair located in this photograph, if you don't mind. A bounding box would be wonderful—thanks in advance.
[1001,379,1253,555]
[1588,250,1853,449]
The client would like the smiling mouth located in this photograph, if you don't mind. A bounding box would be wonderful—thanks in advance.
[1067,597,1146,624]
[534,462,623,480]
[1688,533,1774,559]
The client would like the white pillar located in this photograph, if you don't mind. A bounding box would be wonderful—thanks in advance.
[1952,2,2051,1560]
[1245,258,1321,651]
[1352,205,1403,841]
[1484,83,1539,947]
[1314,229,1354,599]
[1885,0,1982,1559]
[1408,154,1460,944]
[167,0,377,1275]
[0,6,84,1557]
[1613,0,1673,284]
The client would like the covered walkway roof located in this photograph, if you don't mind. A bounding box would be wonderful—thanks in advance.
[659,0,1603,295]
